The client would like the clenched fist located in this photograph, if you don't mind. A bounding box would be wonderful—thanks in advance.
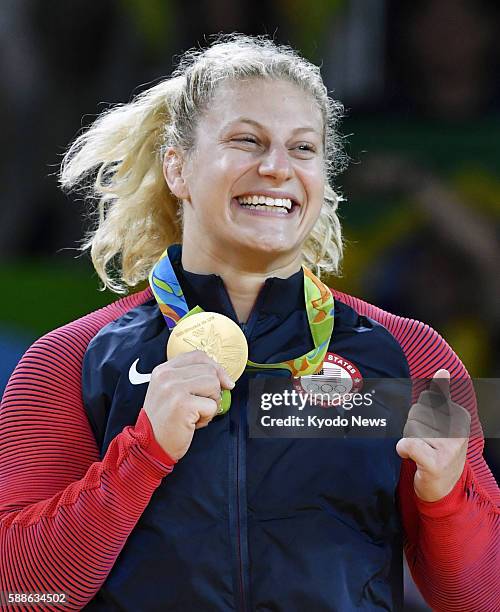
[143,350,235,461]
[396,369,471,502]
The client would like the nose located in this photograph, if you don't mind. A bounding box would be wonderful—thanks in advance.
[258,144,293,182]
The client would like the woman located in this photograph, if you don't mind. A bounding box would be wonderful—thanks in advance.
[0,34,498,611]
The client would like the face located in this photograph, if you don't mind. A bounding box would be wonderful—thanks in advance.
[165,78,326,269]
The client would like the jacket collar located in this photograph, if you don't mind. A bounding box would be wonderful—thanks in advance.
[167,243,305,328]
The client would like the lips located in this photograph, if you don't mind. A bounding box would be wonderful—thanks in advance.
[234,192,301,221]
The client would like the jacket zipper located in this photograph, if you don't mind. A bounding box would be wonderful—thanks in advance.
[235,322,249,611]
[217,276,264,611]
[230,379,251,612]
[235,394,246,612]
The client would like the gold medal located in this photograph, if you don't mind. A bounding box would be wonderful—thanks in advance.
[166,312,248,382]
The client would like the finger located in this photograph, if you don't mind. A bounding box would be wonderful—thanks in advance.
[429,368,451,399]
[189,395,219,428]
[396,437,437,464]
[405,404,450,437]
[404,415,468,440]
[170,363,222,382]
[168,350,235,389]
[417,437,465,450]
[417,390,451,415]
[167,349,220,368]
[411,395,471,437]
[184,374,223,404]
[403,418,443,439]
[407,402,457,436]
[449,412,471,438]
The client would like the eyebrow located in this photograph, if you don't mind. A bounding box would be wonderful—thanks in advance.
[222,117,321,136]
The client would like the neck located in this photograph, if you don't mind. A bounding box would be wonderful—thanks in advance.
[181,239,302,323]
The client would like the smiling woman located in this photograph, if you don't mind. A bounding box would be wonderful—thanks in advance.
[59,34,346,295]
[1,33,499,612]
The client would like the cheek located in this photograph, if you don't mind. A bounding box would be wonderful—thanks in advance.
[199,153,249,193]
[189,164,228,202]
[302,166,325,204]
[218,152,253,178]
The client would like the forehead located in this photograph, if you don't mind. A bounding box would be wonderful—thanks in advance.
[199,78,324,135]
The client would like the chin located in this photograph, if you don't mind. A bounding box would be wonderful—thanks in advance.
[241,234,297,256]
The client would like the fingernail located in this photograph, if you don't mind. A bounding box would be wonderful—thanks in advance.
[227,378,235,389]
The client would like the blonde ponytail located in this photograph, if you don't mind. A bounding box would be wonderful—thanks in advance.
[60,79,184,293]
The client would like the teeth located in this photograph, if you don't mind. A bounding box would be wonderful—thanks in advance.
[240,203,288,214]
[237,196,293,209]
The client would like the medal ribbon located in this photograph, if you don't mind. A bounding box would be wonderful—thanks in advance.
[149,246,334,379]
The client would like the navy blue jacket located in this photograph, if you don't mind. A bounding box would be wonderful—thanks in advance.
[82,245,410,611]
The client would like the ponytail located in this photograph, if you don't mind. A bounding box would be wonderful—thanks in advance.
[60,79,184,293]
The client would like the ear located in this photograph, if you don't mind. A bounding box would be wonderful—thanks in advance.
[163,147,190,200]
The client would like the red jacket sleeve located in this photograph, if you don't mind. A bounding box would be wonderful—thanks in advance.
[0,290,176,611]
[396,326,500,612]
[333,290,500,612]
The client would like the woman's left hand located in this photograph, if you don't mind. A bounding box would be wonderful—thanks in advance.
[396,369,471,502]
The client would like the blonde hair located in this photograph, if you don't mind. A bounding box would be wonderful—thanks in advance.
[60,33,346,293]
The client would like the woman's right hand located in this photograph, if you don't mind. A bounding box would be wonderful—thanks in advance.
[143,350,235,461]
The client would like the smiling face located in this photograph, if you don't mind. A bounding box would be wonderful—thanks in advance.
[165,78,326,271]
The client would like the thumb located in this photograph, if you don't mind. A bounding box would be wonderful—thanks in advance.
[430,368,451,398]
[395,438,411,459]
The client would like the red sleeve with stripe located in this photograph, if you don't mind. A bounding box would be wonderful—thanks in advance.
[0,288,176,611]
[333,289,500,612]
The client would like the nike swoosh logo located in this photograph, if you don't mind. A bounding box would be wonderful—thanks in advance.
[129,358,152,385]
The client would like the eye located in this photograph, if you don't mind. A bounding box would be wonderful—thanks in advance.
[291,142,318,158]
[232,135,259,145]
[295,143,316,152]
